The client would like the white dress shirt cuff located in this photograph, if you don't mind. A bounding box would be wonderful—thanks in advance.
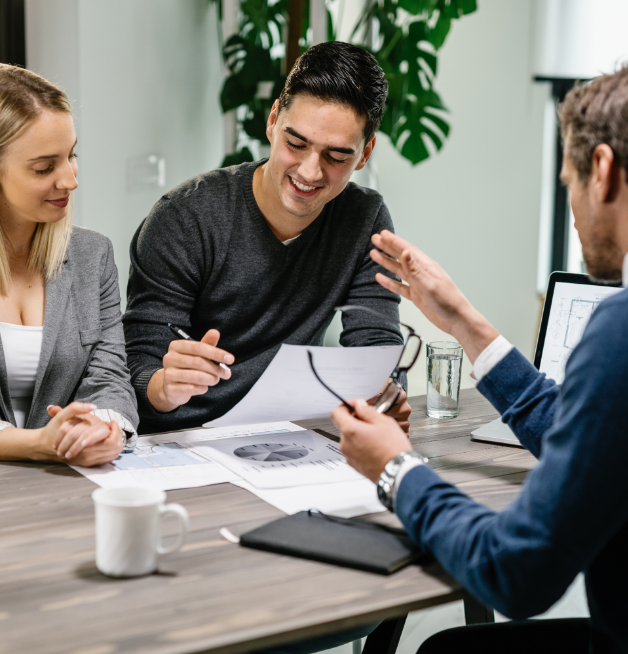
[392,458,426,510]
[469,335,514,386]
[0,419,14,431]
[91,409,138,450]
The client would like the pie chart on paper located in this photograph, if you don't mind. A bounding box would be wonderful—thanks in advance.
[233,443,309,462]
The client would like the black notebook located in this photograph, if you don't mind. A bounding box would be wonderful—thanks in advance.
[240,510,428,575]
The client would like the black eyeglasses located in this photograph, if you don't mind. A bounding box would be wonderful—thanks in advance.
[307,305,422,414]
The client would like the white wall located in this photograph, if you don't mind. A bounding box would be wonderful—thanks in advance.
[535,0,628,79]
[26,0,224,307]
[375,0,547,395]
[27,0,546,396]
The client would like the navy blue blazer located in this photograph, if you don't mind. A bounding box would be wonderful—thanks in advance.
[395,288,628,653]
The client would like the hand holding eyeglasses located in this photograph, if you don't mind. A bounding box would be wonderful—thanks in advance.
[308,305,419,433]
[332,398,412,483]
[368,380,411,433]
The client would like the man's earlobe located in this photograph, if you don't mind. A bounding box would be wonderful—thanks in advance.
[592,144,616,203]
[266,100,280,143]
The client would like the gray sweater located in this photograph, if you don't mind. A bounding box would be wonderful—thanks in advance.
[123,160,403,433]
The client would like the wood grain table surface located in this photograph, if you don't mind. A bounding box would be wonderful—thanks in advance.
[0,389,536,654]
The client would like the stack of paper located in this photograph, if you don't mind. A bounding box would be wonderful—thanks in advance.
[73,343,398,517]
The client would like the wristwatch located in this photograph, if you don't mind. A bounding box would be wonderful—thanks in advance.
[377,450,428,512]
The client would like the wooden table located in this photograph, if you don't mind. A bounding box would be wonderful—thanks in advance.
[0,389,537,654]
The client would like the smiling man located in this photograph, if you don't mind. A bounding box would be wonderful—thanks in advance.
[123,42,411,435]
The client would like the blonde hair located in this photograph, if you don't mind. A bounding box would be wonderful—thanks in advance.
[0,64,74,296]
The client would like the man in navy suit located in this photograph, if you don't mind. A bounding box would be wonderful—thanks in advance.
[333,66,628,653]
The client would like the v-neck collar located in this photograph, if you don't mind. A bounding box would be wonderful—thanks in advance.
[0,248,73,427]
[241,160,327,254]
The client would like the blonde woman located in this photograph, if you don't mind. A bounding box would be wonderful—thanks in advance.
[0,65,138,467]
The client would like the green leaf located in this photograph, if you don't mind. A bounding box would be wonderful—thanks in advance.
[243,110,269,142]
[386,90,450,165]
[400,130,430,165]
[398,0,433,15]
[221,147,254,167]
[221,75,254,112]
[450,0,477,17]
[428,13,452,49]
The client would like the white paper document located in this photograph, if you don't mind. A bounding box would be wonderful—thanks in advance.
[203,343,402,428]
[72,421,305,491]
[232,478,385,518]
[193,429,363,489]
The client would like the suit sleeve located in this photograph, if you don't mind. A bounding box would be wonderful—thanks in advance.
[73,239,139,432]
[395,302,628,618]
[478,349,560,458]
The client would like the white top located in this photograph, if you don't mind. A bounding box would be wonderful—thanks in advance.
[0,322,137,444]
[0,322,43,429]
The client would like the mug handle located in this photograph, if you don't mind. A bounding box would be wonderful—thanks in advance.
[157,503,189,555]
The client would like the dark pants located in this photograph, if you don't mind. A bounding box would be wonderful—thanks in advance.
[252,621,378,654]
[418,618,592,654]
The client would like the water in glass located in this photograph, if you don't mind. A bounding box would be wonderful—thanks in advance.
[426,342,463,419]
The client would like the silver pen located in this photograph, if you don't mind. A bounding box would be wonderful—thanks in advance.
[167,323,231,372]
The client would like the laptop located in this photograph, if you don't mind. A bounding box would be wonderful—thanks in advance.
[471,271,623,447]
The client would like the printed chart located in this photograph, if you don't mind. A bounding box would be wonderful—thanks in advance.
[194,430,362,489]
[72,421,305,491]
[233,443,309,462]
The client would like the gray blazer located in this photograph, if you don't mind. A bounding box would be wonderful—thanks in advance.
[0,227,139,436]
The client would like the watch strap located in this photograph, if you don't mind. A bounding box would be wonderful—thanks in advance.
[377,451,427,512]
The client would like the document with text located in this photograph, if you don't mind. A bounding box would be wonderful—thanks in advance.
[203,343,403,428]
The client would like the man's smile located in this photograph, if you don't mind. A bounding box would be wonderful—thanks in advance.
[288,175,323,198]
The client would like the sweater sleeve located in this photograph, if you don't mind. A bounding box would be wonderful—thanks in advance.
[395,297,628,618]
[338,201,406,388]
[339,201,402,348]
[123,198,207,422]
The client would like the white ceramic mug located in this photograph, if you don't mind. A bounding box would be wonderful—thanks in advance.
[92,487,189,577]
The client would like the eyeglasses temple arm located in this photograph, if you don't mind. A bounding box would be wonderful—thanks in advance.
[307,351,355,413]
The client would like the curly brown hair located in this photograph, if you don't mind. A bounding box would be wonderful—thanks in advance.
[559,65,628,182]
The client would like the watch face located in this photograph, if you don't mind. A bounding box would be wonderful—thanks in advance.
[385,460,399,476]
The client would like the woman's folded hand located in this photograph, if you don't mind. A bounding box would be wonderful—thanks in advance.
[36,402,124,466]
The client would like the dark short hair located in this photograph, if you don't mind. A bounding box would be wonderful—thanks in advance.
[559,65,628,182]
[277,41,388,144]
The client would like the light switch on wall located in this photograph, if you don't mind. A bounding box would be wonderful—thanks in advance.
[127,154,166,192]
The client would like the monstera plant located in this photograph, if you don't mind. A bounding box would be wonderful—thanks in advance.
[211,0,477,167]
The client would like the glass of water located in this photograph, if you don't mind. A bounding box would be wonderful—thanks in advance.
[426,341,463,419]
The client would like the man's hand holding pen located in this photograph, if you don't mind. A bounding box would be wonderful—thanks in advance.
[147,327,235,413]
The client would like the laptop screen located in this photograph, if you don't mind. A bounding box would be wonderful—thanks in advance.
[534,272,623,383]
